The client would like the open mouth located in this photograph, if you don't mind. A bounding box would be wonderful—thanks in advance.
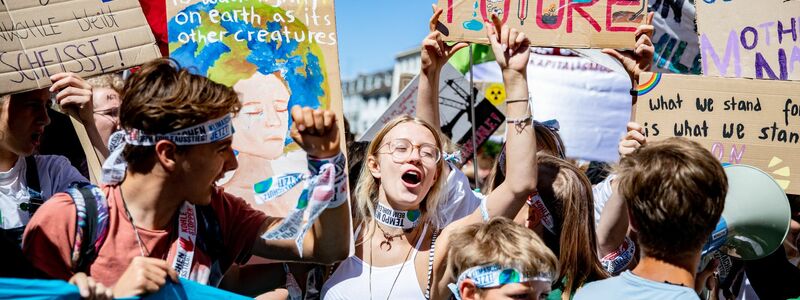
[31,132,42,146]
[401,170,422,186]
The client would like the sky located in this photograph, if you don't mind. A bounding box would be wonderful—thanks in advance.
[333,1,434,80]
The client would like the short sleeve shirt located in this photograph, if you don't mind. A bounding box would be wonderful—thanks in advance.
[574,271,699,300]
[22,185,270,287]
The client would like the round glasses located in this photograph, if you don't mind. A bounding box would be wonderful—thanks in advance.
[378,138,441,165]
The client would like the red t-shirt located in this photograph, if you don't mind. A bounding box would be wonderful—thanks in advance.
[22,185,271,286]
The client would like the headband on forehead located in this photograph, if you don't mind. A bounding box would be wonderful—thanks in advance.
[125,115,234,146]
[447,264,554,300]
[101,115,235,184]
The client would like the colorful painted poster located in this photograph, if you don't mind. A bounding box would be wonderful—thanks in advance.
[0,0,160,94]
[650,0,701,74]
[436,0,647,49]
[635,72,800,194]
[167,0,344,219]
[696,0,800,81]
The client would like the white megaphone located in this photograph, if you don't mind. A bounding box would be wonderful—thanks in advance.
[701,164,792,260]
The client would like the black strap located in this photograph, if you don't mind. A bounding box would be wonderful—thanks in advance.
[24,156,40,196]
[74,187,98,273]
[23,156,44,215]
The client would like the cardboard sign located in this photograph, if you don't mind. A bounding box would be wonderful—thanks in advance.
[359,63,505,160]
[0,0,161,95]
[696,0,800,81]
[650,0,701,74]
[167,0,345,221]
[436,0,647,49]
[635,72,800,194]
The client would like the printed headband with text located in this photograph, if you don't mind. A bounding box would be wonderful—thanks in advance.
[447,264,553,300]
[102,115,235,184]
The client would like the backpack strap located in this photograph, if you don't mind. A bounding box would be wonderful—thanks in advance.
[67,183,110,273]
[22,156,44,215]
[24,156,40,194]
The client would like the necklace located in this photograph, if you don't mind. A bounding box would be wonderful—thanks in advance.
[375,223,405,251]
[121,196,149,257]
[369,222,422,300]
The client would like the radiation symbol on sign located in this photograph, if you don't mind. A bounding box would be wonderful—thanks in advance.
[768,156,791,190]
[485,83,506,106]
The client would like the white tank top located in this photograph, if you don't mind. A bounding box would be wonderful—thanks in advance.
[322,223,430,300]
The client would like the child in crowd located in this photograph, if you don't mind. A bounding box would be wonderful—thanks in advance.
[574,137,728,299]
[447,217,557,300]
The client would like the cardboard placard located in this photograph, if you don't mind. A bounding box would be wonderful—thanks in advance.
[167,0,345,221]
[635,72,800,194]
[696,0,800,81]
[436,0,647,49]
[359,63,505,160]
[0,0,161,95]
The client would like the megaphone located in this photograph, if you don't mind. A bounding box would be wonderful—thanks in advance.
[701,164,792,260]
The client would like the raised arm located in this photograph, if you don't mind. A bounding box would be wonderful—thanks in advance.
[251,106,350,264]
[449,15,536,225]
[602,12,654,120]
[417,5,468,127]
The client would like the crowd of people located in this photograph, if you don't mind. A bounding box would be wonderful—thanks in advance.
[0,5,799,300]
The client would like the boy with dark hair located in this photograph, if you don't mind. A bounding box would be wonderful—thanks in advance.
[575,137,728,299]
[23,59,350,298]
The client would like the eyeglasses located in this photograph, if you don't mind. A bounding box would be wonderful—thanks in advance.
[377,138,441,165]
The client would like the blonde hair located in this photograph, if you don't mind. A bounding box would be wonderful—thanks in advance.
[354,115,447,236]
[86,73,124,92]
[447,217,558,285]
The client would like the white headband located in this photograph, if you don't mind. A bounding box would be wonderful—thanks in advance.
[447,264,553,300]
[101,115,235,184]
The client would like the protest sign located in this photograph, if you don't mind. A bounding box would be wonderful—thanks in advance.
[167,0,345,223]
[696,0,800,81]
[468,48,632,162]
[0,0,161,95]
[436,0,647,49]
[635,72,800,194]
[359,63,505,160]
[650,0,701,74]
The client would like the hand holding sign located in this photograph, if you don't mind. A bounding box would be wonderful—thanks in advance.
[618,122,647,159]
[602,12,655,83]
[50,73,94,123]
[290,106,340,159]
[421,5,469,77]
[485,14,530,75]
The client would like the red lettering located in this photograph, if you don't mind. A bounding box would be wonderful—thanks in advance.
[447,0,453,23]
[536,0,565,29]
[567,0,601,33]
[607,0,638,32]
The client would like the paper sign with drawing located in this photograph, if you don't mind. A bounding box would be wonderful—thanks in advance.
[167,0,345,218]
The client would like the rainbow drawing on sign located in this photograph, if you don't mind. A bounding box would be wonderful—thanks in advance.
[637,73,662,96]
